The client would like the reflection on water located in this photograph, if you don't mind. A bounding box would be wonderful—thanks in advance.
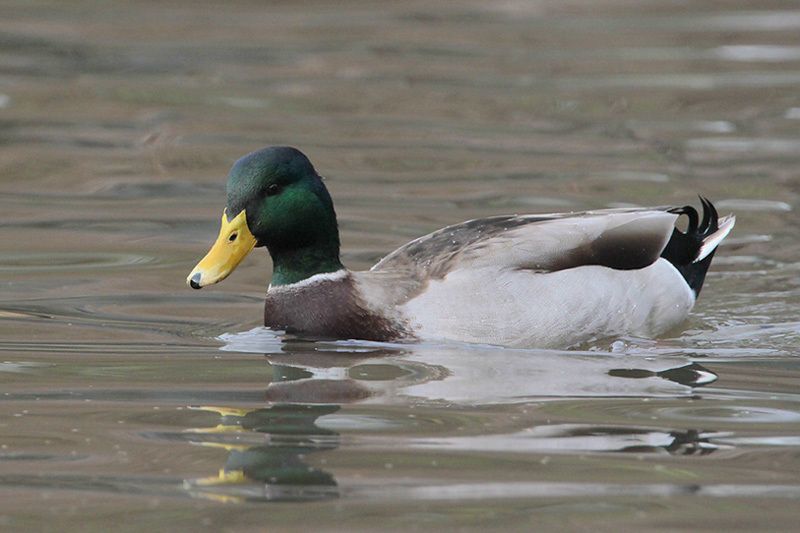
[184,405,340,503]
[178,379,723,502]
[166,333,729,501]
[220,328,719,403]
[2,0,800,529]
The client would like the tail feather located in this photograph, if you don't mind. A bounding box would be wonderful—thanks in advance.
[661,197,734,296]
[696,213,735,263]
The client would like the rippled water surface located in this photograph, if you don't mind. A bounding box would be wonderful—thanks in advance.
[2,1,800,530]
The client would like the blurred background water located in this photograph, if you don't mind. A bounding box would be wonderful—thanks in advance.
[1,0,799,530]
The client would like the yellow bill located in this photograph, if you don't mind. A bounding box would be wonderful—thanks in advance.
[187,209,257,289]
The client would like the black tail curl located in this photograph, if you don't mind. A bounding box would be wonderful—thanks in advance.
[660,196,720,296]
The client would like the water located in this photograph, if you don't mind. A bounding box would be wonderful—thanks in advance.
[1,0,799,530]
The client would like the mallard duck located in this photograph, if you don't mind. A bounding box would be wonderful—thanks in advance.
[187,146,734,348]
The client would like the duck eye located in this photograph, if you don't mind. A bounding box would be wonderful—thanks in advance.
[228,232,238,242]
[266,184,280,196]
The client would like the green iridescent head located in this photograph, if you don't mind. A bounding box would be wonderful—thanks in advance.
[188,146,343,288]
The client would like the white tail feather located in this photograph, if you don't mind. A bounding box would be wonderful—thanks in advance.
[694,214,735,263]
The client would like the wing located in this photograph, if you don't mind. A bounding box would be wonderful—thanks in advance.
[371,207,679,279]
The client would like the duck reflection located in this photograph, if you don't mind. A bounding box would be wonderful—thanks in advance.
[607,362,718,388]
[664,429,722,455]
[262,346,721,404]
[476,424,728,455]
[184,404,340,503]
[185,329,727,502]
[228,333,720,405]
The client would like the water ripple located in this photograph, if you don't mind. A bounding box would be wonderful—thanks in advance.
[0,252,157,272]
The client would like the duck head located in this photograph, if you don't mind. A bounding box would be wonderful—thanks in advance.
[187,146,343,289]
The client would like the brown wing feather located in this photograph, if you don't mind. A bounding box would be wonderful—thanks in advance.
[371,214,559,278]
[371,208,677,279]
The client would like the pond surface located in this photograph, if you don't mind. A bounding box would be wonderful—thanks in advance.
[1,0,799,530]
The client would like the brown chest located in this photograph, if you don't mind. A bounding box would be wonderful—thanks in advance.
[263,276,407,342]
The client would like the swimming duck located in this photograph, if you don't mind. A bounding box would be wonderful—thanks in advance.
[187,146,734,348]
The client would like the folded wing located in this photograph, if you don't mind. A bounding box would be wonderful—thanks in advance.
[371,208,679,279]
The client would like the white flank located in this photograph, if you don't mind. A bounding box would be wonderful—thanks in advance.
[695,214,736,263]
[268,269,348,291]
[401,258,695,348]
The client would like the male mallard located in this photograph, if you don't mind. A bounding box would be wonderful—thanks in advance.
[188,146,734,348]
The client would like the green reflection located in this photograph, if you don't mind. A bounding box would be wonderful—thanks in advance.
[184,404,340,503]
